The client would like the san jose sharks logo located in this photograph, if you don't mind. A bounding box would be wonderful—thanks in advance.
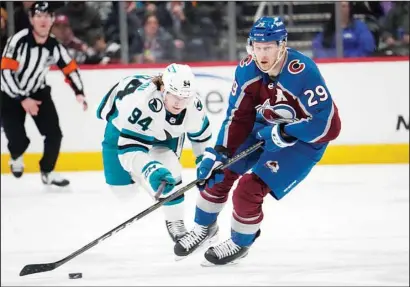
[194,98,203,111]
[255,99,297,124]
[148,98,163,113]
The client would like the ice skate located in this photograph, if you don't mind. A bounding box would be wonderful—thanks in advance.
[201,239,250,266]
[165,220,188,243]
[41,172,70,187]
[9,156,24,178]
[174,221,219,261]
[201,230,261,266]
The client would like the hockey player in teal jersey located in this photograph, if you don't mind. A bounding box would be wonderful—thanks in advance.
[174,17,342,265]
[96,64,212,243]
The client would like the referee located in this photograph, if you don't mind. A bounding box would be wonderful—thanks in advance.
[0,1,88,187]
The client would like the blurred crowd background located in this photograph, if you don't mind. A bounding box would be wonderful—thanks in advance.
[0,1,409,65]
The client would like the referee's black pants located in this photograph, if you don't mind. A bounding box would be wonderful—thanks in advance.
[1,86,63,173]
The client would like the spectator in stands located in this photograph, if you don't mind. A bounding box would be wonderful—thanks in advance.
[156,2,190,50]
[380,2,393,16]
[86,2,113,23]
[13,1,64,33]
[138,13,177,63]
[135,1,158,18]
[156,2,192,61]
[312,1,376,58]
[13,1,33,32]
[352,2,386,20]
[380,2,409,48]
[0,8,7,55]
[51,14,92,64]
[89,32,121,65]
[180,1,223,61]
[104,1,143,63]
[351,1,387,47]
[52,15,121,65]
[55,2,103,46]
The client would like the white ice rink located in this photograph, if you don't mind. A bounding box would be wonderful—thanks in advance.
[1,165,409,286]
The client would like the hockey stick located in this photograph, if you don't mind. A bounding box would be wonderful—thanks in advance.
[19,141,264,277]
[154,181,167,200]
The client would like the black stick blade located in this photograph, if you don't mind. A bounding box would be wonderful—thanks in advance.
[20,263,56,276]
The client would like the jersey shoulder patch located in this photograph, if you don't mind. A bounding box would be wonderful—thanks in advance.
[186,96,205,124]
[193,96,204,111]
[285,49,319,78]
[287,59,306,75]
[235,56,262,86]
[148,97,163,113]
[239,54,254,68]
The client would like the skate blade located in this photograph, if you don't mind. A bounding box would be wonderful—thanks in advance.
[174,254,188,261]
[174,232,219,262]
[43,185,72,193]
[200,259,239,267]
[200,250,249,267]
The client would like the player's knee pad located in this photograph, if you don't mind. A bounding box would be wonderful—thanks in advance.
[149,146,182,182]
[108,184,136,202]
[232,173,270,220]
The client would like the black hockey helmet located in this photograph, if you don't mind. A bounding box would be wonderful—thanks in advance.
[29,1,53,16]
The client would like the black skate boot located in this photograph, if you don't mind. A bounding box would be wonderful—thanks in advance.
[9,156,24,178]
[202,230,261,266]
[166,220,188,243]
[41,172,70,187]
[174,221,219,261]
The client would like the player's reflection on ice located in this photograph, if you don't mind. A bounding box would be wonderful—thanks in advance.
[1,165,408,286]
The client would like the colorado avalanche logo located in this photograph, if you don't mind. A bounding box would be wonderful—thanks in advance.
[256,99,297,124]
[288,59,305,75]
[265,161,279,173]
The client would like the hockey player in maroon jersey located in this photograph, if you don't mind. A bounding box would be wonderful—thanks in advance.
[174,16,341,266]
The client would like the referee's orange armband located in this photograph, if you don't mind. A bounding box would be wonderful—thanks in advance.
[1,57,19,71]
[61,60,78,75]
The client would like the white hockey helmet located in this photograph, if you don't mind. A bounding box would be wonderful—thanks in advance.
[162,63,195,99]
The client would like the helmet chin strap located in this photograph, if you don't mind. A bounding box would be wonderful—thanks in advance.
[253,42,287,75]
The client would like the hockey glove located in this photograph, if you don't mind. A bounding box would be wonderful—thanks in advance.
[142,161,176,197]
[256,124,298,152]
[196,147,228,191]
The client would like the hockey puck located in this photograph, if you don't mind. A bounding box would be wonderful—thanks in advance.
[68,273,82,279]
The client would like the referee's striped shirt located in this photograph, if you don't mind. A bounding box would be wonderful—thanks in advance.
[1,28,84,101]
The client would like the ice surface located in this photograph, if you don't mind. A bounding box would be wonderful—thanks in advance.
[1,165,409,286]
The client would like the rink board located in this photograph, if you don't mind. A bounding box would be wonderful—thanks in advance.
[0,144,408,173]
[1,57,409,173]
